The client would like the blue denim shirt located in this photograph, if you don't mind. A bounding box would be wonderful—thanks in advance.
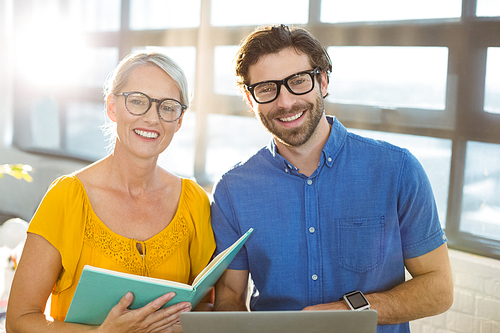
[211,116,446,333]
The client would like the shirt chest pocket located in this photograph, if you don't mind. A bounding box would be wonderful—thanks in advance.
[337,216,385,273]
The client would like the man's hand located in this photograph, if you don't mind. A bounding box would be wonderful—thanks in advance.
[302,300,348,311]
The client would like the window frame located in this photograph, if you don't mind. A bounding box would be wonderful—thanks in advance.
[10,0,500,259]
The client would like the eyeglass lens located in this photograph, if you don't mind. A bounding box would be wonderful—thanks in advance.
[125,92,183,122]
[253,71,315,103]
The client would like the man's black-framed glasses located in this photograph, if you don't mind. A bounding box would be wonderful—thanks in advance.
[115,91,187,122]
[246,67,321,104]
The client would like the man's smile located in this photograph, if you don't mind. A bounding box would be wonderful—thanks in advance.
[278,111,304,123]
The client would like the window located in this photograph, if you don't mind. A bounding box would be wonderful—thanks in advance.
[476,0,500,17]
[206,114,269,182]
[321,0,462,23]
[129,0,200,30]
[211,0,309,26]
[327,47,449,110]
[461,141,500,241]
[214,46,240,96]
[30,99,61,150]
[79,48,120,88]
[66,102,108,160]
[68,0,121,32]
[485,48,500,114]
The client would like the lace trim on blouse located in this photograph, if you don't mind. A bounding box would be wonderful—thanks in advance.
[83,206,189,276]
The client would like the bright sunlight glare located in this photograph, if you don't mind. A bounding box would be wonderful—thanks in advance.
[15,17,87,87]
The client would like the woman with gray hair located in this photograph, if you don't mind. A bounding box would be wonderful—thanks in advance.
[6,52,215,332]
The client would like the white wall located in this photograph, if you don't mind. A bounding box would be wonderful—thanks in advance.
[411,249,500,333]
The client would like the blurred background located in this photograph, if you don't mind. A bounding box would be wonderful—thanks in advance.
[0,1,499,330]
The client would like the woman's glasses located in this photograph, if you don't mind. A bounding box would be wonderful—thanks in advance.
[115,92,187,122]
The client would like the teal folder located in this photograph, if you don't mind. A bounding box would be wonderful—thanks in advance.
[65,228,253,325]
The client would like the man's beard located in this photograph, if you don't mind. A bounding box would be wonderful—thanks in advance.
[256,95,324,147]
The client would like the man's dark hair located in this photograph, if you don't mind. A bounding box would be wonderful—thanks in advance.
[234,24,332,94]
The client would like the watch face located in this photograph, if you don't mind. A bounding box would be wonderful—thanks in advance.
[346,292,369,309]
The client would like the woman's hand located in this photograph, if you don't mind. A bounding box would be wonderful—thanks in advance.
[98,292,191,333]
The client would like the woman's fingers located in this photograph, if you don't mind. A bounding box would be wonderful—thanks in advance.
[107,291,135,317]
[139,296,191,329]
[101,292,191,332]
[146,303,191,333]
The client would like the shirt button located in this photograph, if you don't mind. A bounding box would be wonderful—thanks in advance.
[307,179,313,185]
[309,227,315,234]
[328,157,332,162]
[312,274,318,281]
[442,234,446,241]
[285,168,289,173]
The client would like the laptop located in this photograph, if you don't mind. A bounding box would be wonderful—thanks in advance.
[180,310,378,333]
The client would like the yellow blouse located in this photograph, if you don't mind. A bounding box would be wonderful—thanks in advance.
[28,175,215,322]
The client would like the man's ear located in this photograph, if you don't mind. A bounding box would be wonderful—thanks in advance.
[106,94,117,123]
[319,71,328,98]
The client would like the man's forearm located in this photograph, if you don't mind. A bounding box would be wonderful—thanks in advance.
[367,244,454,325]
[303,270,453,324]
[366,269,453,325]
[305,244,453,324]
[214,269,250,312]
[214,299,248,311]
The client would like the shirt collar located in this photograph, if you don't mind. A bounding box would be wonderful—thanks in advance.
[266,138,298,173]
[322,116,347,168]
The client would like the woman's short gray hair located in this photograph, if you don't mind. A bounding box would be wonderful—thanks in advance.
[103,51,190,107]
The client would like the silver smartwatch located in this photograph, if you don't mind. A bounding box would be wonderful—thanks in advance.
[341,290,370,311]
